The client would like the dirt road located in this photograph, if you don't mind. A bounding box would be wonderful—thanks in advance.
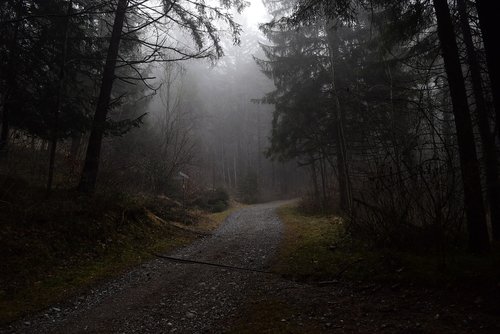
[3,201,500,333]
[2,201,285,334]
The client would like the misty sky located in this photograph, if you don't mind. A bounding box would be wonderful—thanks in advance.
[242,0,270,29]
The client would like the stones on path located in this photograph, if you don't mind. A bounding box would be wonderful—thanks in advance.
[2,202,286,334]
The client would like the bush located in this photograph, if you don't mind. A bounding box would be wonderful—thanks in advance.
[193,187,229,213]
[237,172,260,204]
[211,200,228,213]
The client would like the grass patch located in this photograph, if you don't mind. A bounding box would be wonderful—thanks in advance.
[274,204,357,282]
[0,229,193,325]
[275,204,500,289]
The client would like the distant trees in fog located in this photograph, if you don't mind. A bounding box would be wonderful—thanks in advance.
[0,0,248,193]
[0,0,302,204]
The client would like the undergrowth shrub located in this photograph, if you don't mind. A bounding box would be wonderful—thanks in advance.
[348,160,464,253]
[192,187,229,213]
[0,180,198,300]
[237,172,260,204]
[298,192,339,215]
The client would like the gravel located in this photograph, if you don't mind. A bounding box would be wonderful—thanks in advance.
[3,200,499,333]
[1,201,286,334]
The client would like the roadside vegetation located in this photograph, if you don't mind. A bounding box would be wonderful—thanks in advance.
[275,205,500,290]
[230,202,500,332]
[0,178,238,325]
[276,203,500,295]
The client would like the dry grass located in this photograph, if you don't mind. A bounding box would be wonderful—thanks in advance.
[273,204,352,281]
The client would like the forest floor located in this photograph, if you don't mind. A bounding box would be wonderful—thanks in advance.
[0,176,242,325]
[1,201,500,333]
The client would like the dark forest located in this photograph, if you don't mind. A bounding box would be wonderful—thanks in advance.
[1,0,499,332]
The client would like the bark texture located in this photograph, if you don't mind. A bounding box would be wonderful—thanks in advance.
[457,0,500,242]
[475,0,500,142]
[325,22,352,213]
[433,0,490,252]
[78,0,128,193]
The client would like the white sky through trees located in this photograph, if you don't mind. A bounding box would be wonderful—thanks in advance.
[243,0,270,28]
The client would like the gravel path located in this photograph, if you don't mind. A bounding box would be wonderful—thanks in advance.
[2,201,286,334]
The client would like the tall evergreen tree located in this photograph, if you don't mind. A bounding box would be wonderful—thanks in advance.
[432,0,489,252]
[475,0,500,142]
[456,0,500,243]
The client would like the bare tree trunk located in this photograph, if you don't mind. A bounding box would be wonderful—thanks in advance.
[257,106,262,181]
[40,140,49,152]
[227,160,232,189]
[271,160,276,188]
[319,156,327,209]
[457,0,500,242]
[212,157,216,191]
[0,14,20,154]
[433,0,490,253]
[475,0,500,141]
[0,97,9,153]
[311,158,320,203]
[47,0,72,192]
[233,154,237,189]
[325,22,352,213]
[221,140,227,187]
[78,0,128,193]
[70,133,82,159]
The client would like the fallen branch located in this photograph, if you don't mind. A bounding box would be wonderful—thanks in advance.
[152,253,276,275]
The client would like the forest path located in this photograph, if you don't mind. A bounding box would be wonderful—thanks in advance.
[4,201,287,334]
[5,201,498,333]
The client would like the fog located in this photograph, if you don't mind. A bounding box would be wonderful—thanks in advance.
[1,0,499,331]
[2,0,499,227]
[103,0,305,200]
